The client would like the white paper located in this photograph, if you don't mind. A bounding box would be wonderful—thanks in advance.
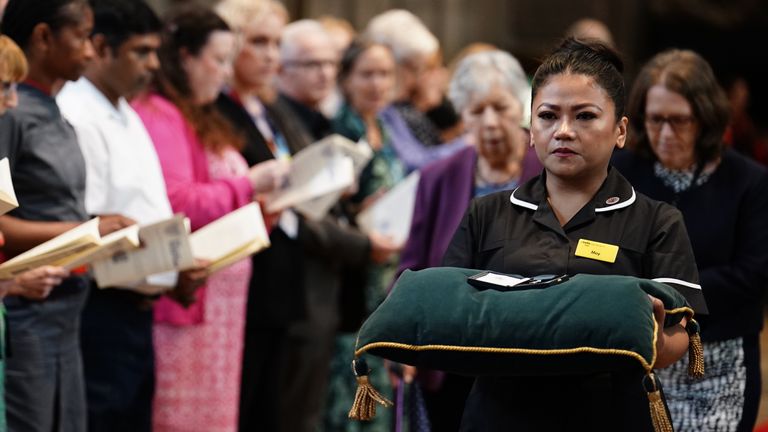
[92,215,195,288]
[476,273,529,287]
[266,141,355,214]
[356,171,421,246]
[0,157,19,216]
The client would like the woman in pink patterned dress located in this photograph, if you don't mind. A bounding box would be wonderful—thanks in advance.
[132,7,288,432]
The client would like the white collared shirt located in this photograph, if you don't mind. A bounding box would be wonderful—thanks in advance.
[57,78,177,292]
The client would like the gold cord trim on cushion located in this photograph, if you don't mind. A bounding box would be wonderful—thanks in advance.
[355,341,655,371]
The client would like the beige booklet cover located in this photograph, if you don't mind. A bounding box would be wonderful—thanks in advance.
[266,134,356,215]
[0,217,102,278]
[189,202,271,274]
[356,171,421,246]
[0,157,19,216]
[63,224,141,270]
[91,215,195,288]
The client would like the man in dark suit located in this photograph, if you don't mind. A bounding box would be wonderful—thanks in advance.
[214,7,398,431]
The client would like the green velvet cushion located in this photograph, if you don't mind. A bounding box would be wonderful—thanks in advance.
[355,267,694,376]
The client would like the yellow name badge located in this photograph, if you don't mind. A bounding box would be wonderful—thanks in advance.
[575,239,619,263]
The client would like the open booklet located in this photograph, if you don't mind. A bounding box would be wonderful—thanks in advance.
[188,202,271,274]
[92,202,270,288]
[0,217,104,279]
[356,171,421,246]
[0,157,19,216]
[91,215,194,288]
[266,134,369,219]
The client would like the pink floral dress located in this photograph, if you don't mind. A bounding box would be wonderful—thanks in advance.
[152,148,253,432]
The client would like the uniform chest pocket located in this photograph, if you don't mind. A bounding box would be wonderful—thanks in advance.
[475,237,506,270]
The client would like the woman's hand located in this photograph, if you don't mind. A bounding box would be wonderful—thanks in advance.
[167,260,209,308]
[11,266,70,300]
[368,231,402,264]
[649,294,689,369]
[248,159,290,194]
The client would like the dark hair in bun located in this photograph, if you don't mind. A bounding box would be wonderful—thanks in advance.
[531,37,625,121]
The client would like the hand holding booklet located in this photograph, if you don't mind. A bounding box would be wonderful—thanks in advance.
[188,202,270,274]
[266,134,364,219]
[92,202,271,287]
[0,218,105,278]
[91,215,195,288]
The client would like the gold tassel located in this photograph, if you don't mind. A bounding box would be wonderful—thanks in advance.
[348,358,393,421]
[348,375,394,421]
[644,373,673,432]
[686,320,705,379]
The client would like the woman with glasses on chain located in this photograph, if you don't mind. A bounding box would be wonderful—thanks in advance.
[613,49,768,432]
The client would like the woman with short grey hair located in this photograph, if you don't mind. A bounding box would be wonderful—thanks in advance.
[448,50,531,126]
[396,49,542,430]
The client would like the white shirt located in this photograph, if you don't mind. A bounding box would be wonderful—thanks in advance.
[57,78,177,292]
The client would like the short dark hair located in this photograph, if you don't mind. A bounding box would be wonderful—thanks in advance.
[89,0,162,51]
[627,49,730,164]
[531,37,625,122]
[1,0,90,49]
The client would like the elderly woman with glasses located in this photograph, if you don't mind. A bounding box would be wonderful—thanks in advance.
[395,49,542,430]
[612,49,768,432]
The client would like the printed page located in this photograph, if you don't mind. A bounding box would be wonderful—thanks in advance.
[356,171,421,246]
[92,215,195,288]
[63,224,141,270]
[265,143,355,213]
[0,157,19,215]
[0,218,102,278]
[189,202,270,273]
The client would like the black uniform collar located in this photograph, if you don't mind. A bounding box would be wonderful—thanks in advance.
[510,166,636,214]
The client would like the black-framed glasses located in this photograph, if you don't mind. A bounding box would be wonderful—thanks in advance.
[644,114,696,132]
[1,81,18,98]
[282,59,338,72]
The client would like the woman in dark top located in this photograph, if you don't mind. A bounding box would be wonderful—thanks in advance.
[443,38,705,431]
[612,49,768,432]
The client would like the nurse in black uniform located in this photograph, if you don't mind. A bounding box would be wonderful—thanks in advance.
[443,38,707,431]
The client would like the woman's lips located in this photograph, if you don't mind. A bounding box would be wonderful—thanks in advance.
[552,147,577,157]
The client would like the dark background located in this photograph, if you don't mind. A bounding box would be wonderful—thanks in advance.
[148,0,768,129]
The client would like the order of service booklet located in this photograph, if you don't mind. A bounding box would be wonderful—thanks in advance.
[0,157,19,216]
[356,171,421,246]
[265,134,360,218]
[0,218,104,278]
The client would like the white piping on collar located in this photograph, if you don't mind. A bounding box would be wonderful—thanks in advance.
[594,188,636,213]
[652,278,702,290]
[509,188,538,210]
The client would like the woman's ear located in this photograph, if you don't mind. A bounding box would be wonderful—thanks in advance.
[615,116,628,149]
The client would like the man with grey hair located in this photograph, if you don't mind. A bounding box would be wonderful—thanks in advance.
[278,19,339,140]
[266,18,399,432]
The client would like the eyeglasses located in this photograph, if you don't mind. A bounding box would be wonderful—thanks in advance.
[1,81,18,98]
[644,114,696,132]
[282,59,338,72]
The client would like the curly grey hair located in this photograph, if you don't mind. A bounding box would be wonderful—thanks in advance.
[448,50,531,126]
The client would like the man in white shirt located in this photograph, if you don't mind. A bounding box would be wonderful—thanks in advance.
[56,1,206,430]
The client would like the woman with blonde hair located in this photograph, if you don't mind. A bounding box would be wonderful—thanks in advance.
[0,35,27,114]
